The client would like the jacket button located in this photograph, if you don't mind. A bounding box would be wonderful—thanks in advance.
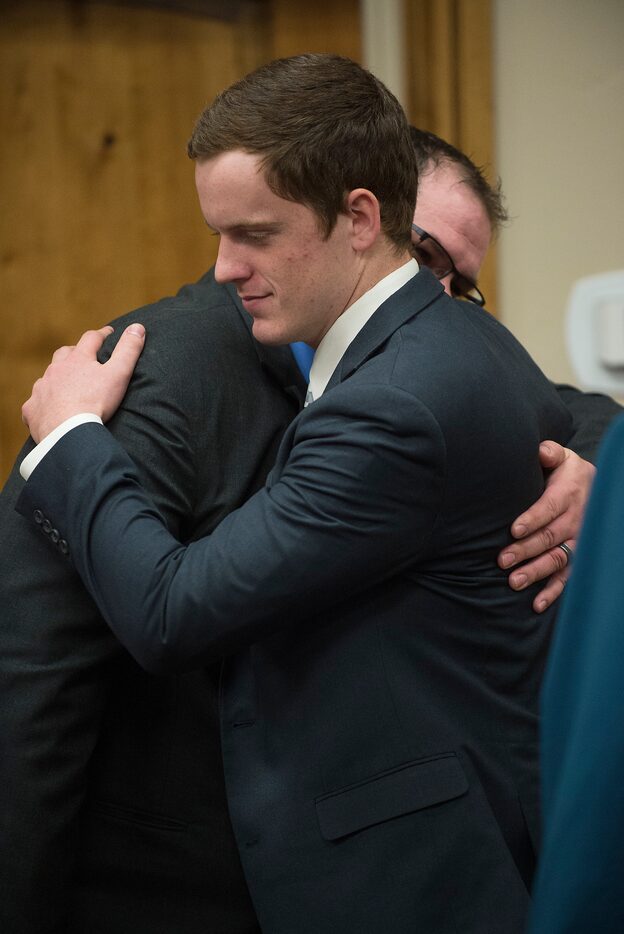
[33,509,43,524]
[42,519,52,534]
[50,529,60,544]
[59,540,69,555]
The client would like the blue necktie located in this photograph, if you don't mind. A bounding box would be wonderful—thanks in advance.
[290,342,315,382]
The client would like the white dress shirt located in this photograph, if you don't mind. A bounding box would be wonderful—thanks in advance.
[21,413,103,479]
[306,258,418,404]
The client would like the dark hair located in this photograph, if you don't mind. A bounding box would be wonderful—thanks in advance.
[188,54,417,252]
[409,126,508,233]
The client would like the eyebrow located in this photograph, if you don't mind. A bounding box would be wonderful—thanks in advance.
[204,220,283,235]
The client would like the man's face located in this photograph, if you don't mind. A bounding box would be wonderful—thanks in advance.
[195,151,362,348]
[413,163,492,297]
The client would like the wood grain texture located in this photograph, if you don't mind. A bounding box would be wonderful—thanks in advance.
[455,0,497,316]
[0,0,271,479]
[270,0,361,61]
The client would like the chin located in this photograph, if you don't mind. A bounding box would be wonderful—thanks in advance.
[250,320,291,347]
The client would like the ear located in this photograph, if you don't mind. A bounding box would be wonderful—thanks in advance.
[345,188,381,252]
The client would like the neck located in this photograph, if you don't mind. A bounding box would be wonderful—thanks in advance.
[347,247,412,309]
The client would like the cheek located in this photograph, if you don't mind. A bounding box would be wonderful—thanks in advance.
[284,251,323,290]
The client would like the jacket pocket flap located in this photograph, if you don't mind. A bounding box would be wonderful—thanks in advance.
[315,753,468,841]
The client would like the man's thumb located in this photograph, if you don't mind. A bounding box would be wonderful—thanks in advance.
[106,323,146,392]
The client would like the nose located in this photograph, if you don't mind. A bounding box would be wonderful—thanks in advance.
[214,240,251,285]
[439,273,453,297]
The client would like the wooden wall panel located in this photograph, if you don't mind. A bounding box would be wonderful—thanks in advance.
[0,0,271,480]
[407,0,458,141]
[270,0,361,60]
[455,0,497,316]
[405,0,497,315]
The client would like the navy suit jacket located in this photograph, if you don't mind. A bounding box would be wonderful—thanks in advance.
[19,268,576,933]
[529,412,624,934]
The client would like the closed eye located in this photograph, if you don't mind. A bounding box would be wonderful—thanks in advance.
[204,222,282,246]
[231,222,283,244]
[238,230,272,243]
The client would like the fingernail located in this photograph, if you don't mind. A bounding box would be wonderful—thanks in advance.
[536,599,548,613]
[513,523,527,538]
[540,442,552,456]
[511,573,528,590]
[128,324,145,338]
[500,552,515,568]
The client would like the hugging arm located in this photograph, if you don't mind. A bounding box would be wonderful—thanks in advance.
[554,383,623,459]
[500,384,622,611]
[18,385,444,673]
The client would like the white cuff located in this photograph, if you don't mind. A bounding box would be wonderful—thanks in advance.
[20,413,103,480]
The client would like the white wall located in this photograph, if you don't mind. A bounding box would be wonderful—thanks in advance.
[494,0,624,387]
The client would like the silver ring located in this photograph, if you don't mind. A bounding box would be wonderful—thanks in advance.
[557,542,573,566]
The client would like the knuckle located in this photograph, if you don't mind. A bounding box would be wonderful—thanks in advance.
[540,525,557,549]
[548,496,561,521]
[513,555,544,587]
[539,494,561,523]
[549,548,567,572]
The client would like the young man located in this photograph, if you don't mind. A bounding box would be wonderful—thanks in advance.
[18,55,597,932]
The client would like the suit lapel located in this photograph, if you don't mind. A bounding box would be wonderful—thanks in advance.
[326,267,444,393]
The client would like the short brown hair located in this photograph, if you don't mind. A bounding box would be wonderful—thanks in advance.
[188,54,416,252]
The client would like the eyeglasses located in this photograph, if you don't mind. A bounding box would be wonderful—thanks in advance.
[410,224,486,307]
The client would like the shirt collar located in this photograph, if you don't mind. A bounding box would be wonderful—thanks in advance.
[307,259,418,404]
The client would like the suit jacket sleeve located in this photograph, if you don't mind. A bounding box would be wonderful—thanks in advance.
[0,290,235,933]
[555,382,623,463]
[17,381,446,674]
